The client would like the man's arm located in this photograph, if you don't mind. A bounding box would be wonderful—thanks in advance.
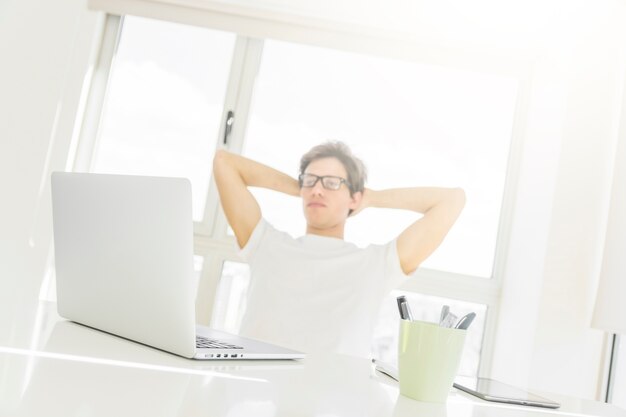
[213,150,300,248]
[358,187,466,275]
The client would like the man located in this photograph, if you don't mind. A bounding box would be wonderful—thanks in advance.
[213,141,465,358]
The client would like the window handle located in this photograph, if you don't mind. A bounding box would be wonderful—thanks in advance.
[223,110,234,145]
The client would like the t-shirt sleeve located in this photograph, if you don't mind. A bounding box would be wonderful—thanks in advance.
[382,239,411,293]
[237,218,269,263]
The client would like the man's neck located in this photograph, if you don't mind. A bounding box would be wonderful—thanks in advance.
[305,224,345,239]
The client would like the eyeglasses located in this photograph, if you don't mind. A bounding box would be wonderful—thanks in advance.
[298,173,350,191]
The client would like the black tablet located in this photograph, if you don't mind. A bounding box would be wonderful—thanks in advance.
[453,377,560,409]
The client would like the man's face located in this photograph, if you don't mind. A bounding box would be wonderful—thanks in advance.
[300,157,360,233]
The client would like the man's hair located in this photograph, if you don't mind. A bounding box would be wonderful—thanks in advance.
[299,141,367,195]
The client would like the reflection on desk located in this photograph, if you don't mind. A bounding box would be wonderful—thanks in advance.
[1,302,626,417]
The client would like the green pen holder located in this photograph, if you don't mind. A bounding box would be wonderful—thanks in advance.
[398,319,467,403]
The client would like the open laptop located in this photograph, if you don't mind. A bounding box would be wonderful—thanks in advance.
[50,172,304,360]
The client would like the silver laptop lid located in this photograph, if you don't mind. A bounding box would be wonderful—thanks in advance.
[51,172,197,358]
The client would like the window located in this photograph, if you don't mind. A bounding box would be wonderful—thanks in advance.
[66,14,523,377]
[235,39,518,373]
[243,39,518,278]
[210,261,251,334]
[92,16,236,222]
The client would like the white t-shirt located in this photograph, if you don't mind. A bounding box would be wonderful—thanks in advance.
[237,219,408,358]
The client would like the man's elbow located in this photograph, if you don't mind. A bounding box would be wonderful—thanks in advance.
[449,187,466,216]
[453,187,466,207]
[213,149,232,175]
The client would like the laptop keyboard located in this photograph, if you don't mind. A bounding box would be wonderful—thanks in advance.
[196,335,244,350]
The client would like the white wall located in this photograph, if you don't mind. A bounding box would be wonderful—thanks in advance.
[491,0,626,400]
[1,0,625,402]
[532,9,626,397]
[0,0,101,331]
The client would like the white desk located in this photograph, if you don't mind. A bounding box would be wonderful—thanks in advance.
[1,302,625,417]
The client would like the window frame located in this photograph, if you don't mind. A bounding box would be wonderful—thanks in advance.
[69,12,532,378]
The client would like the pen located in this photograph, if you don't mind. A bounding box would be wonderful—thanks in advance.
[396,295,414,320]
[455,312,476,330]
[439,305,450,326]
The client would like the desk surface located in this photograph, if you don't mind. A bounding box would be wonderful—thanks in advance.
[1,302,625,417]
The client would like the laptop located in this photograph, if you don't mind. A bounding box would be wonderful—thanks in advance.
[50,172,304,360]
